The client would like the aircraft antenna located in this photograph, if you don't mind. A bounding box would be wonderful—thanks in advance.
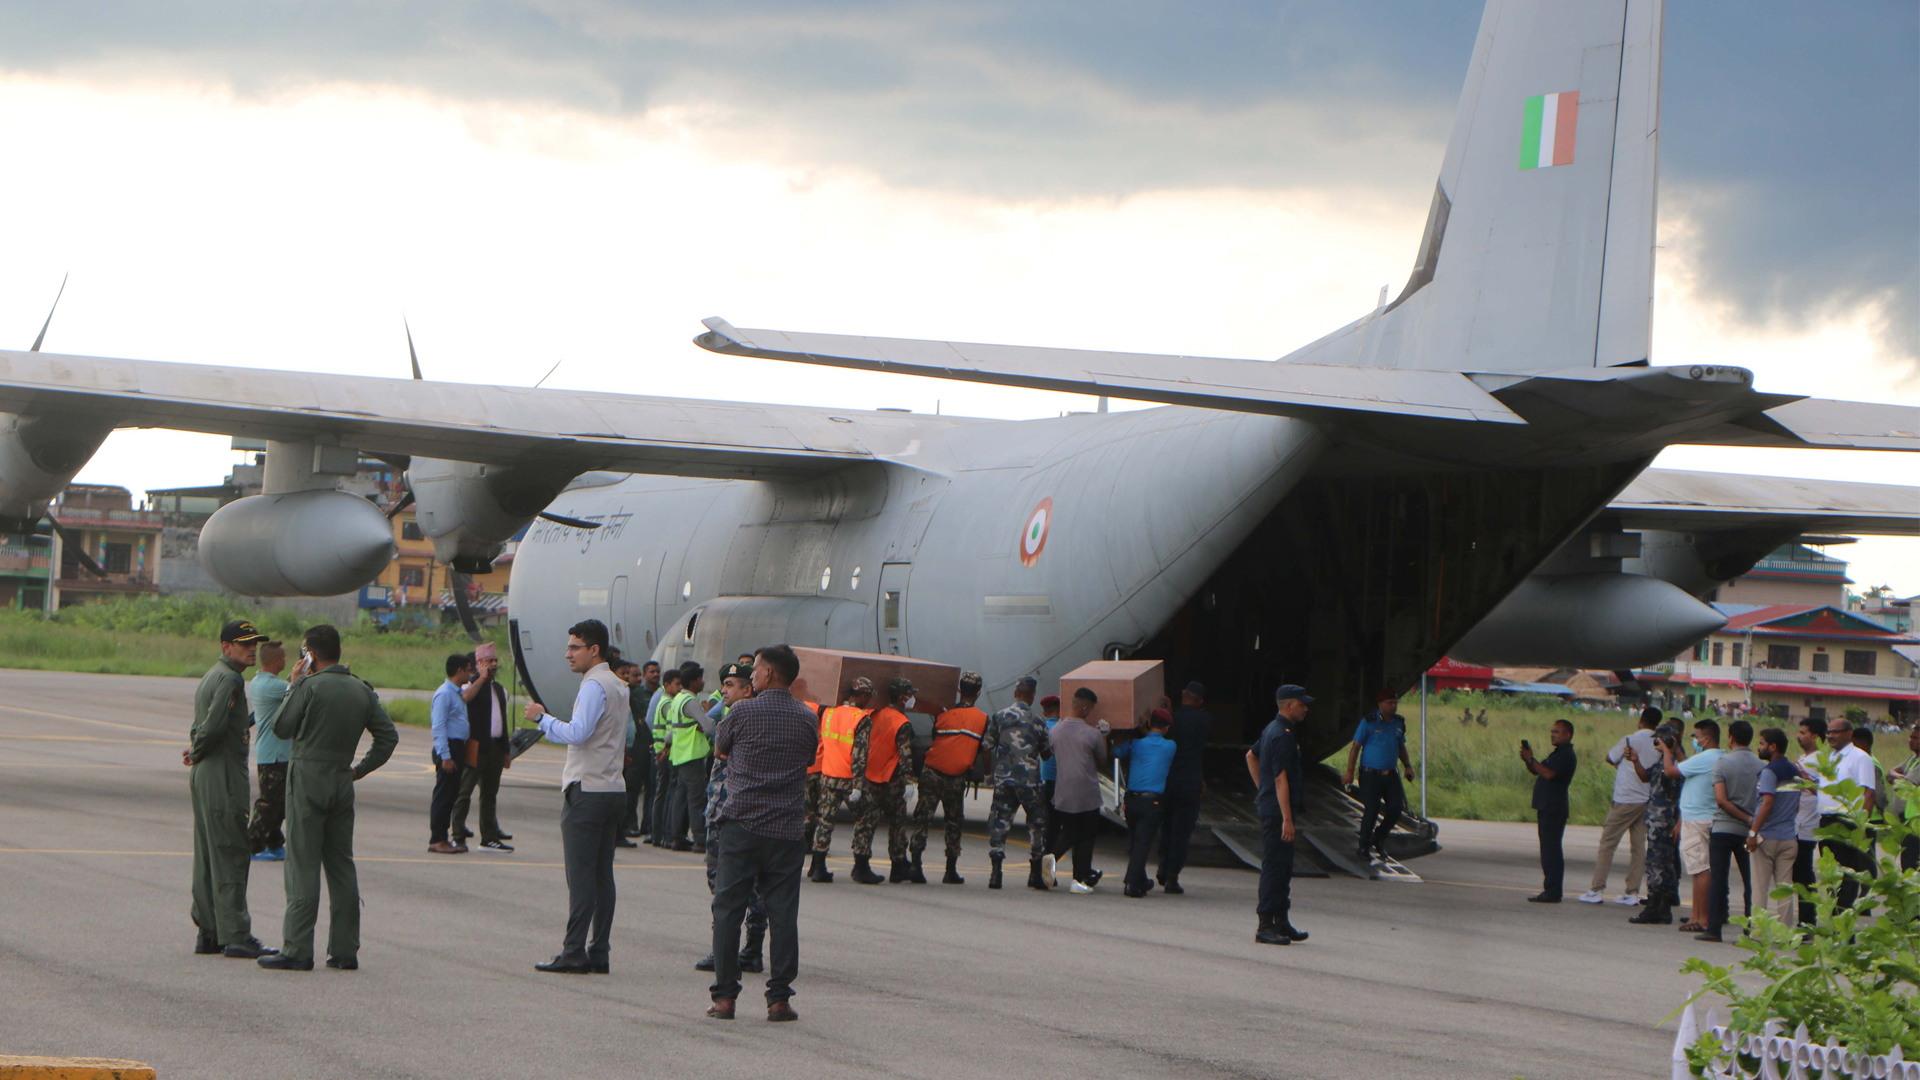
[30,273,68,353]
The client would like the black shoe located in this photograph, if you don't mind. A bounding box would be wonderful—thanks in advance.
[807,851,834,884]
[325,956,358,970]
[1085,869,1103,887]
[1123,885,1145,898]
[1155,870,1167,886]
[195,934,222,956]
[1693,932,1724,943]
[1254,914,1290,946]
[851,855,885,885]
[1526,892,1562,904]
[1164,880,1185,895]
[623,828,643,838]
[739,926,764,973]
[223,937,278,959]
[737,952,764,974]
[943,854,964,885]
[908,853,929,884]
[257,954,313,971]
[695,953,716,972]
[671,840,694,852]
[1628,905,1672,925]
[1282,922,1309,942]
[535,955,593,974]
[478,839,514,853]
[614,837,638,848]
[988,855,1004,890]
[1027,861,1051,890]
[589,959,610,974]
[889,857,912,884]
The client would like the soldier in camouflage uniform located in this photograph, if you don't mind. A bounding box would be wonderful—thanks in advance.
[984,675,1053,890]
[185,620,279,958]
[808,678,875,883]
[849,677,917,885]
[911,671,989,885]
[699,664,766,974]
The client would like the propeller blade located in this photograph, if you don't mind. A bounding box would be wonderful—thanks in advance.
[30,273,68,353]
[405,317,423,380]
[386,488,416,521]
[447,568,485,643]
[537,511,601,530]
[46,512,109,577]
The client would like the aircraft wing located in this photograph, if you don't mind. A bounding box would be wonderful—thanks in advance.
[0,348,931,481]
[693,319,1525,425]
[1608,469,1920,535]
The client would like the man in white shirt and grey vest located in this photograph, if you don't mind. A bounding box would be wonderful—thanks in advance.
[525,618,629,974]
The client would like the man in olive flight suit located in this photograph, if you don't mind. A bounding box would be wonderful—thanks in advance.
[258,624,398,971]
[186,619,278,959]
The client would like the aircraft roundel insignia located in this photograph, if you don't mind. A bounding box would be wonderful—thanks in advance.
[1019,497,1052,567]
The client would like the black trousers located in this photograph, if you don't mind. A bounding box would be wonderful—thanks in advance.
[1257,815,1294,918]
[559,784,624,963]
[428,740,468,844]
[1819,814,1876,911]
[1357,770,1405,848]
[1156,787,1201,883]
[1537,813,1567,897]
[670,759,711,848]
[622,752,650,836]
[1123,791,1163,891]
[1050,808,1100,883]
[1705,831,1753,936]
[710,820,803,1004]
[1794,838,1818,926]
[649,757,673,842]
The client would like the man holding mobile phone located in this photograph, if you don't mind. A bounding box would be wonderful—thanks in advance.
[1520,720,1578,903]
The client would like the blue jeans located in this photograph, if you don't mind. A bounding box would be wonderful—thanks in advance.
[1258,815,1294,917]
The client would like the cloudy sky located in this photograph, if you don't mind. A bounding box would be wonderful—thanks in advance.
[0,0,1914,591]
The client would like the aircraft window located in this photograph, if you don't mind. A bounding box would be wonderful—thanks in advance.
[820,566,832,591]
[883,591,901,629]
[849,567,861,590]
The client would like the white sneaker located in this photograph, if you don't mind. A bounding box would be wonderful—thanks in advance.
[1577,890,1605,904]
[1041,854,1057,887]
[1070,880,1094,894]
[1612,893,1640,906]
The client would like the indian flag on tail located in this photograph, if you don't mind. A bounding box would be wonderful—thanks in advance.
[1519,91,1579,170]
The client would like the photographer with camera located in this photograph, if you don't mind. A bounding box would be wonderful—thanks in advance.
[1519,720,1578,903]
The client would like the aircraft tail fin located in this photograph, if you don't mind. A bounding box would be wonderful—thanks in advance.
[1292,0,1664,374]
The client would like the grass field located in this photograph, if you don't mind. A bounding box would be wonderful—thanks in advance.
[0,595,509,692]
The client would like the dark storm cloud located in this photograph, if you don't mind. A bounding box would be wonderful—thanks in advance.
[0,1,1912,363]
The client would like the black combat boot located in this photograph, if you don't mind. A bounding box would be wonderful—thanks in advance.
[738,925,765,973]
[807,851,834,883]
[1281,919,1309,943]
[1628,900,1672,925]
[988,853,1004,890]
[851,854,885,885]
[890,857,913,883]
[943,853,965,885]
[1254,913,1291,946]
[695,953,716,972]
[908,852,929,884]
[1027,857,1051,890]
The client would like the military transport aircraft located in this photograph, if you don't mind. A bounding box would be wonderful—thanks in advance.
[0,0,1913,849]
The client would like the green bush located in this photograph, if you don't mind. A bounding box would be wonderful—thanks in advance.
[1676,757,1920,1069]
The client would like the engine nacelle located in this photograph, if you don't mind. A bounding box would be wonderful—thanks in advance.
[199,490,396,597]
[1451,572,1727,670]
[0,412,112,530]
[409,458,578,574]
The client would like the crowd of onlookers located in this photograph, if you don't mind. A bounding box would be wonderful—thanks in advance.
[1521,705,1919,938]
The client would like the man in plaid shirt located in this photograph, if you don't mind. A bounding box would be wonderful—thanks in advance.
[706,644,819,1023]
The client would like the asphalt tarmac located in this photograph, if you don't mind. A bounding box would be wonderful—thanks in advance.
[0,669,1711,1079]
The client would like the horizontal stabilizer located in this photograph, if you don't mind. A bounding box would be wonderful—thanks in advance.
[695,319,1524,425]
[1611,469,1920,535]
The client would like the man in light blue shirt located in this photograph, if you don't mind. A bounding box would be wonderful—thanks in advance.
[428,654,474,854]
[1665,719,1723,932]
[1115,710,1179,897]
[247,642,291,861]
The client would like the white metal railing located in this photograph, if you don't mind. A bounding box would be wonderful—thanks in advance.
[1671,1004,1920,1079]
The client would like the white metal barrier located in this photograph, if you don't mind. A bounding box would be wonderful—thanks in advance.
[1671,1004,1919,1079]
